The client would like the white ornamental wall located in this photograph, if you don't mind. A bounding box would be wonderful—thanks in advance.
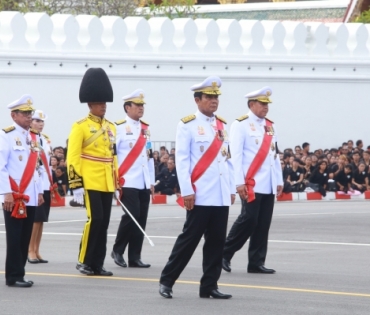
[0,11,370,149]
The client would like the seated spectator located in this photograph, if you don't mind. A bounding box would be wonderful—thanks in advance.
[362,151,370,171]
[158,153,169,173]
[50,156,59,173]
[347,140,354,154]
[328,156,338,178]
[170,148,176,155]
[352,162,368,193]
[159,146,168,157]
[310,155,318,172]
[351,152,361,171]
[282,153,291,180]
[153,150,160,176]
[294,145,302,155]
[154,158,179,195]
[341,144,350,157]
[302,142,310,156]
[308,160,329,196]
[52,166,67,197]
[302,156,312,181]
[335,164,353,193]
[284,158,305,192]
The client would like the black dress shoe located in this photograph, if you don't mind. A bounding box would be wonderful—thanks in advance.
[200,289,232,299]
[7,280,32,288]
[93,267,113,276]
[24,279,34,285]
[248,265,276,274]
[76,263,94,275]
[28,258,39,264]
[37,258,48,263]
[129,259,151,268]
[111,250,127,268]
[222,258,231,272]
[159,284,173,298]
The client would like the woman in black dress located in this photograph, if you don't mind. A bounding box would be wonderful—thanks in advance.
[285,158,305,192]
[352,162,368,193]
[309,160,329,196]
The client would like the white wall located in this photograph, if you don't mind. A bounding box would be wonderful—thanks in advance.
[0,12,369,150]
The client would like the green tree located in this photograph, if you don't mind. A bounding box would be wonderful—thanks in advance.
[355,8,370,23]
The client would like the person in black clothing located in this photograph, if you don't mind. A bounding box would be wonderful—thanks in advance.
[335,164,353,193]
[158,153,169,173]
[52,166,67,197]
[308,160,329,196]
[285,158,305,192]
[282,153,291,180]
[352,162,368,193]
[351,152,361,172]
[154,158,179,195]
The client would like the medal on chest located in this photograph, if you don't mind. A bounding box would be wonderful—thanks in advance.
[264,125,275,136]
[126,125,133,135]
[198,126,205,135]
[89,125,97,134]
[250,123,256,131]
[15,137,22,146]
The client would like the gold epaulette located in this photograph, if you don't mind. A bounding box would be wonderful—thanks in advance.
[181,115,196,124]
[115,119,126,125]
[216,115,227,124]
[42,133,50,140]
[236,115,249,122]
[30,128,39,134]
[265,117,274,123]
[140,119,149,126]
[2,126,15,133]
[77,117,87,124]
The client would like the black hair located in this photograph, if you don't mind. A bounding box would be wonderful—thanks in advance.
[295,145,301,150]
[123,101,132,113]
[194,92,203,99]
[56,166,64,172]
[344,164,352,171]
[356,139,362,146]
[302,142,310,149]
[283,153,291,159]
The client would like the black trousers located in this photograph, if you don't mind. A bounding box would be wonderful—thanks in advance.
[78,190,113,268]
[3,206,36,284]
[113,187,150,261]
[223,193,275,268]
[160,205,229,294]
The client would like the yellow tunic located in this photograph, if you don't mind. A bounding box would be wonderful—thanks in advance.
[67,113,118,192]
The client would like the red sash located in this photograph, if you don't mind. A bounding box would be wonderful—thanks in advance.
[40,149,62,202]
[118,122,148,187]
[177,118,224,207]
[9,131,39,218]
[245,119,273,203]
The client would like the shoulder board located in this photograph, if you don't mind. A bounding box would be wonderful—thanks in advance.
[236,115,249,122]
[42,133,50,140]
[181,115,196,124]
[265,117,274,123]
[76,117,87,124]
[115,119,126,126]
[30,128,39,135]
[216,115,227,124]
[105,119,114,125]
[140,119,149,126]
[2,126,15,133]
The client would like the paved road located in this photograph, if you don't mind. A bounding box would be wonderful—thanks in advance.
[1,201,370,314]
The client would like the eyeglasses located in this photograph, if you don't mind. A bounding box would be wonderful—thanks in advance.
[15,110,35,117]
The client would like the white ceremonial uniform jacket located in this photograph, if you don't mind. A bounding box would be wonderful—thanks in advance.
[0,123,43,206]
[115,116,155,190]
[230,111,283,195]
[176,110,235,206]
[40,133,52,191]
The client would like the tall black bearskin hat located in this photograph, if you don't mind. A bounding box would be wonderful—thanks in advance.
[79,68,113,103]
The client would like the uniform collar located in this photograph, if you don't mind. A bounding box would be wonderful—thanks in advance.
[125,115,140,125]
[13,122,29,135]
[195,110,215,123]
[248,111,265,124]
[88,113,104,124]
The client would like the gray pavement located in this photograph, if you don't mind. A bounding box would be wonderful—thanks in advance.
[1,200,370,314]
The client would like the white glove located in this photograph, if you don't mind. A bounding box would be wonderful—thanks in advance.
[115,190,120,200]
[73,188,85,204]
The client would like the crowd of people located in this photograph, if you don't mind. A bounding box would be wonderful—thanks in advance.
[281,140,370,197]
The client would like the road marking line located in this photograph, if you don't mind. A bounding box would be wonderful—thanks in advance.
[0,231,369,247]
[0,271,369,298]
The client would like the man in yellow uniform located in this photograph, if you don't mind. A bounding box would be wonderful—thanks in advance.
[67,68,118,276]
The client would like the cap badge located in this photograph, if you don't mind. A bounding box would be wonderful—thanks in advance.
[266,90,271,97]
[38,112,44,119]
[139,93,144,99]
[212,82,217,89]
[27,99,32,106]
